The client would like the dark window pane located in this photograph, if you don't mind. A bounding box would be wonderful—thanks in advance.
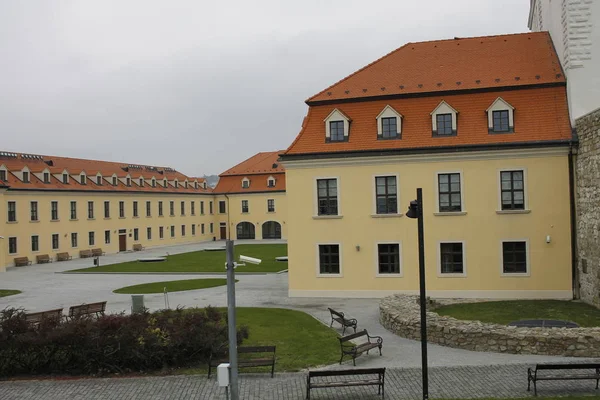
[440,242,464,274]
[317,179,339,215]
[375,176,398,214]
[436,113,453,135]
[381,117,398,138]
[329,121,345,141]
[438,173,461,212]
[378,243,400,274]
[319,244,340,274]
[492,110,510,132]
[500,170,525,210]
[502,241,527,273]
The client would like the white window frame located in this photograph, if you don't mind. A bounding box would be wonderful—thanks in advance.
[316,242,343,277]
[96,173,103,185]
[486,97,515,133]
[313,176,342,218]
[242,177,250,189]
[500,239,530,277]
[434,170,466,215]
[372,174,400,217]
[324,109,351,141]
[430,100,458,136]
[437,241,467,277]
[376,105,403,139]
[497,167,530,214]
[267,176,276,187]
[375,241,403,277]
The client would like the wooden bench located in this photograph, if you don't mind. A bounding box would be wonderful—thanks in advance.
[25,308,63,327]
[528,363,600,396]
[91,248,105,256]
[133,244,145,251]
[57,252,72,261]
[68,301,107,319]
[306,368,385,399]
[14,257,32,267]
[208,346,276,378]
[36,254,53,264]
[328,307,358,335]
[339,329,383,366]
[79,249,93,258]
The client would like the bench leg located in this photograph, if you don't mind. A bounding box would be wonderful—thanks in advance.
[342,325,346,335]
[306,376,310,400]
[533,380,537,397]
[271,362,275,378]
[353,355,356,367]
[379,345,382,356]
[207,365,212,378]
[596,378,599,390]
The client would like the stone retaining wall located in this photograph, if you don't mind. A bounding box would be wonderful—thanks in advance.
[380,295,600,357]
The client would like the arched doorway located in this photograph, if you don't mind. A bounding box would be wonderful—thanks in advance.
[236,222,255,239]
[262,221,282,239]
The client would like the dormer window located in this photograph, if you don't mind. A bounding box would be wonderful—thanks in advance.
[267,177,276,187]
[0,169,6,181]
[175,181,179,188]
[126,177,131,187]
[376,105,403,140]
[203,182,207,189]
[43,172,50,183]
[194,181,198,189]
[431,101,458,137]
[63,173,69,184]
[184,181,188,189]
[152,178,156,188]
[23,171,30,183]
[164,178,168,187]
[96,175,102,185]
[112,176,117,186]
[80,174,87,185]
[242,178,250,189]
[140,177,144,187]
[487,97,514,133]
[324,109,350,142]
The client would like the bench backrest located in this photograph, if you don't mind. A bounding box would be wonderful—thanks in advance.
[57,252,70,259]
[339,329,368,343]
[92,248,103,255]
[14,257,29,263]
[26,308,63,323]
[80,250,92,255]
[37,254,50,260]
[309,368,385,378]
[214,346,276,358]
[69,301,107,317]
[133,244,142,250]
[536,363,600,370]
[328,308,344,319]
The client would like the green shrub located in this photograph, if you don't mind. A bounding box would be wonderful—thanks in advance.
[0,307,248,377]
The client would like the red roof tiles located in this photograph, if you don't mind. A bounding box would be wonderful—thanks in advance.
[214,151,285,194]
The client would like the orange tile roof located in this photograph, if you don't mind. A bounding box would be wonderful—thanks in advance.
[0,151,212,194]
[284,86,572,156]
[307,32,564,104]
[215,151,285,194]
[220,151,285,176]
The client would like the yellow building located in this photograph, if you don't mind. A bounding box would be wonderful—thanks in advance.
[280,32,576,299]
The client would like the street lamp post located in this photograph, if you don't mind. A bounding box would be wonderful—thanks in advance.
[406,188,429,400]
[225,239,239,400]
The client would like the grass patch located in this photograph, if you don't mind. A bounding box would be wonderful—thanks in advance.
[113,278,230,294]
[435,300,600,327]
[0,290,21,298]
[182,307,339,373]
[67,244,287,274]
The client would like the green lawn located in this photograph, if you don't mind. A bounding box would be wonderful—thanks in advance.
[435,300,600,327]
[182,307,340,373]
[0,290,21,298]
[113,278,230,294]
[67,244,287,273]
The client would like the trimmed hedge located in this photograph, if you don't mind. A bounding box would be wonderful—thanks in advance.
[0,307,248,377]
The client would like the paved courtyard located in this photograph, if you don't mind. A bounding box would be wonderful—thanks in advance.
[1,240,599,399]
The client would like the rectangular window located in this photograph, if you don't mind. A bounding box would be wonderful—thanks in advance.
[492,110,510,132]
[170,225,175,238]
[210,223,214,234]
[146,201,151,217]
[7,201,16,222]
[71,232,78,248]
[133,228,139,241]
[181,201,185,216]
[104,201,110,218]
[201,223,205,234]
[267,199,275,212]
[87,201,94,219]
[329,121,345,142]
[158,201,163,216]
[378,243,400,274]
[209,201,213,214]
[52,233,59,250]
[241,200,249,213]
[8,237,17,254]
[63,173,69,184]
[112,176,117,186]
[0,169,6,181]
[317,178,338,216]
[22,171,30,183]
[192,224,196,236]
[502,241,527,274]
[219,201,226,214]
[375,176,397,214]
[104,230,110,244]
[88,232,95,246]
[133,201,138,217]
[51,201,59,220]
[159,226,164,239]
[436,113,453,135]
[70,201,77,220]
[80,175,86,185]
[30,201,38,221]
[438,173,462,212]
[119,201,125,218]
[181,225,186,236]
[318,244,340,274]
[97,176,102,185]
[170,201,174,216]
[31,235,39,252]
[440,243,464,274]
[147,227,152,240]
[381,117,398,139]
[200,201,205,215]
[191,201,195,215]
[500,170,525,210]
[43,172,50,183]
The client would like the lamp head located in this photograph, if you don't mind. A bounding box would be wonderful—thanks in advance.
[239,255,262,265]
[406,200,419,219]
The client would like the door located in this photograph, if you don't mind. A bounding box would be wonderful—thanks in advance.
[119,234,127,252]
[220,224,227,240]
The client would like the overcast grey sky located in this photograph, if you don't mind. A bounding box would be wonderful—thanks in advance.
[0,1,531,175]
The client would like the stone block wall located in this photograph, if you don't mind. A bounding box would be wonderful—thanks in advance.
[576,107,600,307]
[380,295,600,357]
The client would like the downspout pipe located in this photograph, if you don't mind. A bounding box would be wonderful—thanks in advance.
[568,142,578,300]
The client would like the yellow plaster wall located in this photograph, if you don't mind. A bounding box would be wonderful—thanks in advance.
[285,150,573,299]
